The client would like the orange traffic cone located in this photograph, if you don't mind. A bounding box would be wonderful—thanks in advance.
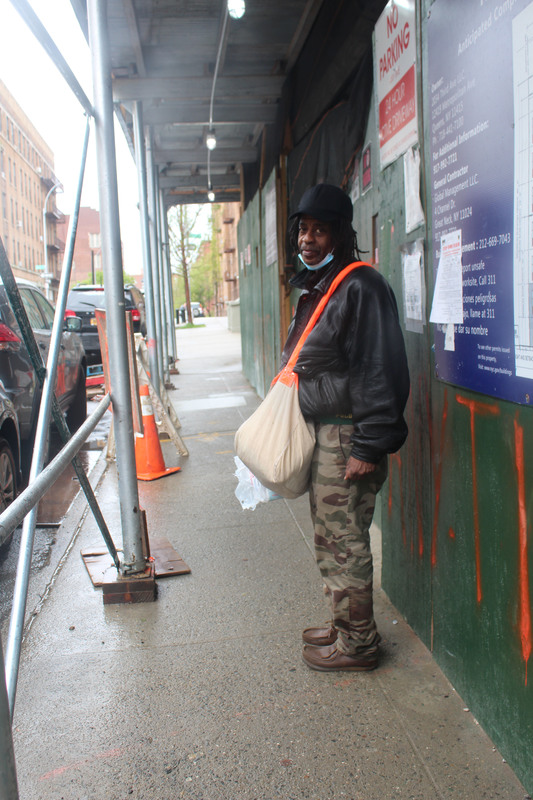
[135,384,181,481]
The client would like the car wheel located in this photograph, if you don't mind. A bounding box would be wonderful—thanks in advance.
[66,367,87,432]
[0,438,17,514]
[0,438,17,549]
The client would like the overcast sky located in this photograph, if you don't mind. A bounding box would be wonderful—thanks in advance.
[0,0,146,275]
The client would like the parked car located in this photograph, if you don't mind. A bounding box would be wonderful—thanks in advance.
[124,284,147,336]
[66,284,144,366]
[0,279,86,476]
[178,301,205,322]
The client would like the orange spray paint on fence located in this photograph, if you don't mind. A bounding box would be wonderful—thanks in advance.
[514,415,531,685]
[456,395,499,604]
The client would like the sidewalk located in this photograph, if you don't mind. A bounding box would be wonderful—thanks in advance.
[11,318,527,799]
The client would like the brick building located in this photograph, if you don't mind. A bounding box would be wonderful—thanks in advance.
[0,80,63,297]
[214,201,240,312]
[57,207,101,286]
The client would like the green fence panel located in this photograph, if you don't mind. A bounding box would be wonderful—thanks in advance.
[237,4,533,788]
[238,171,281,398]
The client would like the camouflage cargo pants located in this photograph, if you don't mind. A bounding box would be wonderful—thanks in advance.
[309,423,388,657]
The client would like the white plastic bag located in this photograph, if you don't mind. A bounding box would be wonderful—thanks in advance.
[233,456,280,510]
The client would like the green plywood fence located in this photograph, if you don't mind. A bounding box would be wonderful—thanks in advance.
[238,170,282,398]
[236,3,533,790]
[351,1,533,791]
[352,86,434,646]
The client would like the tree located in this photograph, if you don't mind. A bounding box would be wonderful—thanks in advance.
[189,207,222,313]
[168,204,204,324]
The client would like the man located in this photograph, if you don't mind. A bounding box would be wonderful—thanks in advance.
[282,183,409,671]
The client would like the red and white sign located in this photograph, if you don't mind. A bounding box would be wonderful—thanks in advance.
[375,0,418,169]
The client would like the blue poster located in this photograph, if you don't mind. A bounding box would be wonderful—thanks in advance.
[428,0,533,405]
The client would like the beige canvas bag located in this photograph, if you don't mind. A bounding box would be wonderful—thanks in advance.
[234,262,365,499]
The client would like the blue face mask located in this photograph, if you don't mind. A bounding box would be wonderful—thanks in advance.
[298,252,335,271]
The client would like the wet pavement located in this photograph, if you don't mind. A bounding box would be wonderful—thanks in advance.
[7,318,530,800]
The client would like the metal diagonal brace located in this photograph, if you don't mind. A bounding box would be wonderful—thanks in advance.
[0,239,119,569]
[8,0,93,116]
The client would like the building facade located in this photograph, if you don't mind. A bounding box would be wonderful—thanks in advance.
[0,80,63,297]
[57,207,101,286]
[216,201,240,310]
[180,202,241,317]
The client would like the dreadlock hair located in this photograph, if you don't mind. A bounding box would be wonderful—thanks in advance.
[289,216,366,268]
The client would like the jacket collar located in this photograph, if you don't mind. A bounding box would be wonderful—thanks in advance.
[289,260,344,294]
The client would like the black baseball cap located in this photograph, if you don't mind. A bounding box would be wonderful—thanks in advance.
[289,183,353,222]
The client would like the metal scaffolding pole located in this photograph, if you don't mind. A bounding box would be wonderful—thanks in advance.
[160,196,177,364]
[0,632,18,799]
[132,101,160,391]
[146,131,165,389]
[87,0,145,574]
[154,172,169,382]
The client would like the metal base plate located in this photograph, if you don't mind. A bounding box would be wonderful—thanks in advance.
[81,537,191,587]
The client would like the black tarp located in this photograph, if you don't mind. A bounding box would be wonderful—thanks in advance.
[287,46,375,211]
[241,0,385,222]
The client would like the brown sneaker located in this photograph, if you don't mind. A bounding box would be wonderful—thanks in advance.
[302,643,377,672]
[302,624,338,646]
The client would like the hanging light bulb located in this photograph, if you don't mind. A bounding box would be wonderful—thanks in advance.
[208,184,215,202]
[206,129,217,150]
[227,0,245,19]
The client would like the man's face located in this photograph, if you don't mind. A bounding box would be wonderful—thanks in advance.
[297,215,334,267]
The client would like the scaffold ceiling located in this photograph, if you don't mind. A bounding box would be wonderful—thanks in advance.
[71,0,325,207]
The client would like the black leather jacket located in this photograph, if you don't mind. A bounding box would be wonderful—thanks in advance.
[281,261,410,464]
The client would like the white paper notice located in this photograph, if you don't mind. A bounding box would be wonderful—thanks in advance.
[429,229,463,324]
[444,322,455,351]
[351,172,360,205]
[402,251,423,322]
[265,183,277,266]
[404,147,425,233]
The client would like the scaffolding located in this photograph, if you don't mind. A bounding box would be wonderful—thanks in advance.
[0,2,179,795]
